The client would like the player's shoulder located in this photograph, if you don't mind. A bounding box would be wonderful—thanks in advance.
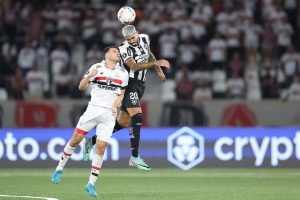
[139,33,149,39]
[90,61,104,69]
[117,65,128,76]
[139,34,150,45]
[119,41,129,50]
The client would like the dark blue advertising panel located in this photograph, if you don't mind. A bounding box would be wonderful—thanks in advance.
[0,127,300,169]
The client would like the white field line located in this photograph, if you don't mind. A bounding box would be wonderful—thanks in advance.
[0,194,58,200]
[0,171,300,179]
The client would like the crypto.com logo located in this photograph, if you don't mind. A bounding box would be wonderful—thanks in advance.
[167,127,204,170]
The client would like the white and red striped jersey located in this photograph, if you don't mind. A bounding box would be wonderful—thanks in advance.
[84,61,128,108]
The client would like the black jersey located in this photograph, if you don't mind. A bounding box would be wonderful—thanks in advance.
[119,34,150,82]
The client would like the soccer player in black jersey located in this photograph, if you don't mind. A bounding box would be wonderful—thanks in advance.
[83,25,170,170]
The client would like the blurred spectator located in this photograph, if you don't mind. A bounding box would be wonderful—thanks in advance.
[216,6,231,35]
[224,20,242,60]
[54,67,72,97]
[245,69,261,100]
[42,2,56,37]
[177,37,200,69]
[26,63,49,100]
[85,43,102,70]
[10,68,25,100]
[56,2,77,31]
[50,43,69,78]
[175,66,196,101]
[1,39,17,59]
[28,10,43,41]
[175,64,193,83]
[242,18,262,59]
[282,73,300,101]
[192,67,212,87]
[260,67,279,99]
[17,40,36,76]
[82,10,98,50]
[275,17,293,57]
[158,27,178,76]
[207,32,227,70]
[2,1,18,39]
[1,54,16,78]
[229,52,243,77]
[261,23,276,62]
[192,67,212,102]
[227,73,245,99]
[193,84,212,102]
[211,69,227,98]
[280,45,300,88]
[36,36,50,72]
[100,11,120,46]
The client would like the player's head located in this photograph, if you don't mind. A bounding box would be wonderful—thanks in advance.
[103,46,120,63]
[122,25,139,46]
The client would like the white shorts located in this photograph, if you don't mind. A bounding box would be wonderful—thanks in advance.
[75,104,116,143]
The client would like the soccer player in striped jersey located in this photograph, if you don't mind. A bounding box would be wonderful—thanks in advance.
[84,25,170,170]
[51,46,128,197]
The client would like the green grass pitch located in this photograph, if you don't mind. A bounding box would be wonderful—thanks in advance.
[0,168,300,200]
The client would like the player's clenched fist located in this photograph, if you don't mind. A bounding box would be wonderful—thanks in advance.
[155,59,170,69]
[88,69,98,78]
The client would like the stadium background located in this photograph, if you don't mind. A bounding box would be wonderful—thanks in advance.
[0,0,300,199]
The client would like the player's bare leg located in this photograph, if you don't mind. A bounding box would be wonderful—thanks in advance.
[126,107,151,171]
[52,130,85,184]
[85,139,107,197]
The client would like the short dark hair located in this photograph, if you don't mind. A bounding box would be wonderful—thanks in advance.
[103,46,118,60]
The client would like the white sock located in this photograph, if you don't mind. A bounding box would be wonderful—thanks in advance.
[88,154,104,185]
[56,142,76,171]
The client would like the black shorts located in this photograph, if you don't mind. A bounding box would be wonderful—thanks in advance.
[121,79,145,110]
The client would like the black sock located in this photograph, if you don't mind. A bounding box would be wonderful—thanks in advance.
[113,120,124,133]
[130,113,143,157]
[92,135,97,145]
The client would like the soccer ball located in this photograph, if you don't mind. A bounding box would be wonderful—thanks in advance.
[117,6,136,25]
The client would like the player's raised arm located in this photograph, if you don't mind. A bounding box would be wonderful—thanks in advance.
[148,49,167,81]
[124,57,169,72]
[78,68,98,91]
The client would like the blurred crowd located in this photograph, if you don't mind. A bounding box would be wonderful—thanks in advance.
[0,0,300,102]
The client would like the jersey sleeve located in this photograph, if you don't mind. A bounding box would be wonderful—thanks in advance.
[119,45,133,62]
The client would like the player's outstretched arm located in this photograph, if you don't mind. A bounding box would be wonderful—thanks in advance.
[78,68,98,91]
[125,57,170,72]
[148,50,167,81]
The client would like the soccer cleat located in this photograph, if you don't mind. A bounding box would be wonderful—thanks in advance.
[51,170,62,184]
[83,137,93,161]
[85,183,97,197]
[129,155,151,171]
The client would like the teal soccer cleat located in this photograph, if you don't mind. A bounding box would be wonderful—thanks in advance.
[85,183,97,197]
[51,170,62,184]
[83,137,93,161]
[129,155,151,171]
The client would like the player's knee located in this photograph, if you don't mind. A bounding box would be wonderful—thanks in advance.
[131,113,143,125]
[118,118,130,127]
